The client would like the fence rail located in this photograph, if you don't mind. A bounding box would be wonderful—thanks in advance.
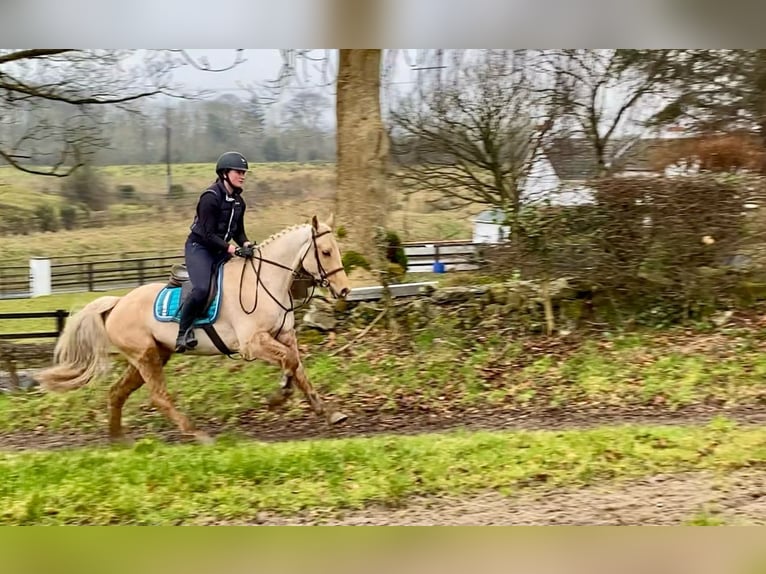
[0,240,485,299]
[0,310,69,340]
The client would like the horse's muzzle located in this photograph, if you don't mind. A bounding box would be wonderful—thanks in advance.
[327,285,350,299]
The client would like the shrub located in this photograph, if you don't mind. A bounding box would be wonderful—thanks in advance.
[59,205,79,230]
[168,184,185,200]
[342,251,370,273]
[60,166,110,211]
[33,204,59,232]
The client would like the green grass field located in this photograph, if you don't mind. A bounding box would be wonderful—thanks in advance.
[1,419,760,525]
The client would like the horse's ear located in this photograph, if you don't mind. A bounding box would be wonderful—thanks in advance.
[311,215,318,230]
[326,213,335,228]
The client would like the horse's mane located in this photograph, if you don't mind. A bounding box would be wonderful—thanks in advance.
[257,223,311,249]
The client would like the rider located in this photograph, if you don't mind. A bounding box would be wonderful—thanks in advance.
[174,151,255,353]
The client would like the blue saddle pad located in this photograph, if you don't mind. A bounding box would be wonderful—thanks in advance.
[153,266,224,326]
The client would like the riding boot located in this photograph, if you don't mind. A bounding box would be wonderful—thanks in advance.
[175,301,199,353]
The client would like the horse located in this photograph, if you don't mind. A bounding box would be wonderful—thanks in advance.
[35,215,351,444]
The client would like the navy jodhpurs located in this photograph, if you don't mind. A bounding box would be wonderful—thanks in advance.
[184,238,228,314]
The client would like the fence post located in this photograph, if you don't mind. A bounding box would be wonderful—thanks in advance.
[432,244,445,273]
[137,259,144,285]
[87,262,94,291]
[55,309,67,336]
[29,258,51,297]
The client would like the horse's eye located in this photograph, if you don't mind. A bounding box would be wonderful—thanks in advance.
[322,249,331,257]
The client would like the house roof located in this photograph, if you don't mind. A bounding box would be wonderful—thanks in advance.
[543,137,684,181]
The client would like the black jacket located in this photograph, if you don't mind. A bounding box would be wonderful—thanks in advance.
[188,180,250,253]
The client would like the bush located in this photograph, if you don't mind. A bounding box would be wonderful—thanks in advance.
[342,251,371,273]
[33,204,59,232]
[168,184,185,200]
[60,166,110,211]
[383,230,408,269]
[59,205,79,230]
[489,175,750,326]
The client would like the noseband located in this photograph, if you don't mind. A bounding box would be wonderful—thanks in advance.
[300,229,345,289]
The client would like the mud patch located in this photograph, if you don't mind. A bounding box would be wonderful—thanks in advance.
[250,469,766,525]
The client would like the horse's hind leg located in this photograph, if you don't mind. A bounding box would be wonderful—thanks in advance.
[129,345,213,445]
[108,348,172,443]
[108,365,145,443]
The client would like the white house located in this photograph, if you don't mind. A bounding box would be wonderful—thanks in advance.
[471,134,698,244]
[472,208,511,244]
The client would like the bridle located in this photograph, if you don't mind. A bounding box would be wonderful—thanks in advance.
[299,229,346,289]
[235,228,344,338]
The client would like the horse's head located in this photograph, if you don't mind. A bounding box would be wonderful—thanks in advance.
[302,214,351,299]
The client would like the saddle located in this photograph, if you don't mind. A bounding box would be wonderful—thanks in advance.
[153,263,223,326]
[167,264,219,312]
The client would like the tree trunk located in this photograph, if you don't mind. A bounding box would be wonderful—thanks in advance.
[335,49,389,279]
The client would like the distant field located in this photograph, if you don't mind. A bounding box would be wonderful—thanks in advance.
[0,162,477,266]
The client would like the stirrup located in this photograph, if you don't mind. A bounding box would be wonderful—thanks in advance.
[184,329,198,349]
[175,328,197,352]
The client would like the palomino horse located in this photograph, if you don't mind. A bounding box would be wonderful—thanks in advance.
[35,215,351,444]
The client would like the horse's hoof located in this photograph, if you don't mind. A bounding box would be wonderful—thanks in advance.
[194,432,215,445]
[328,411,348,425]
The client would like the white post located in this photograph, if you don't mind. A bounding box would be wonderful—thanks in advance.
[29,258,51,297]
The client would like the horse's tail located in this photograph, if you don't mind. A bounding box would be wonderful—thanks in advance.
[36,296,122,392]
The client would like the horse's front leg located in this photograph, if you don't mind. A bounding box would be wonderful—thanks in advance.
[276,330,347,425]
[242,331,346,425]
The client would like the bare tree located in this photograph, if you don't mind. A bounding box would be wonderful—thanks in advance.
[267,47,466,278]
[0,49,180,176]
[539,49,676,176]
[389,52,553,219]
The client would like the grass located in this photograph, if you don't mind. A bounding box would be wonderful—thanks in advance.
[0,418,763,525]
[2,292,766,437]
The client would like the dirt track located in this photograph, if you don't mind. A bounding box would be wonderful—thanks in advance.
[251,469,766,525]
[2,381,766,451]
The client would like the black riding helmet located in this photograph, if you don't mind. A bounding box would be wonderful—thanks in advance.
[215,151,248,192]
[216,151,248,176]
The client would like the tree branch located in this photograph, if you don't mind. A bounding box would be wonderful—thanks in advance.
[171,49,246,72]
[0,49,75,65]
[0,149,81,177]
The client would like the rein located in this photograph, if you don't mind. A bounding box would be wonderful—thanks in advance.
[235,229,344,339]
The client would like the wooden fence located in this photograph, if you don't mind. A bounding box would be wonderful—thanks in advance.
[0,240,485,299]
[401,240,482,273]
[0,310,70,340]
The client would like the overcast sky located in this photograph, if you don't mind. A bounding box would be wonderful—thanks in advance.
[168,49,428,127]
[170,49,418,95]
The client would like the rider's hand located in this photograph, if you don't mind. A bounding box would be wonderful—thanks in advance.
[227,244,237,255]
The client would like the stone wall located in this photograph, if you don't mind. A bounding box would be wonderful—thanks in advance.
[299,278,591,335]
[298,270,766,337]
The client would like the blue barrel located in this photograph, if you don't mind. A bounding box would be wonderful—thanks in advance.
[433,261,446,273]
